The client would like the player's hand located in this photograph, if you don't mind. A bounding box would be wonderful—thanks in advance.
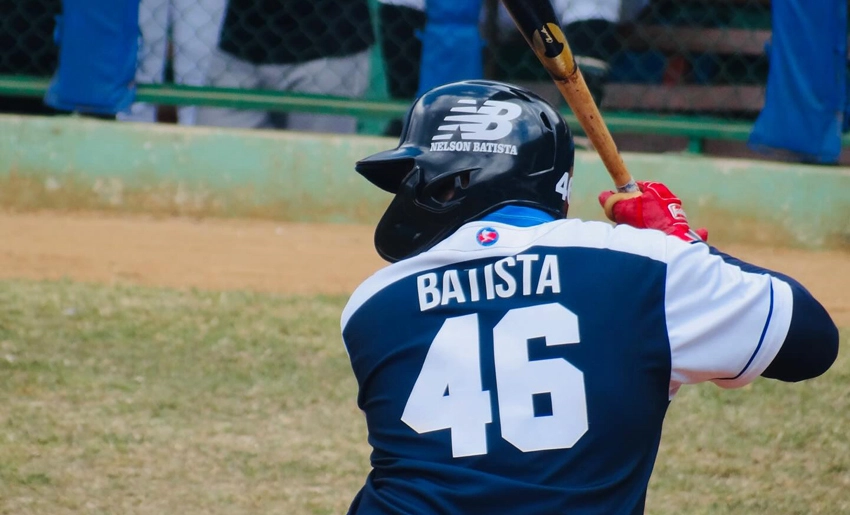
[598,181,708,243]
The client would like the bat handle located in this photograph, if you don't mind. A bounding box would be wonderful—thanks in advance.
[554,68,639,194]
[616,179,639,193]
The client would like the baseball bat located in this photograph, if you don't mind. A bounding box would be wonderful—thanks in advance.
[500,0,640,202]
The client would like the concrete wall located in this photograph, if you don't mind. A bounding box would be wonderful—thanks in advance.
[2,114,848,248]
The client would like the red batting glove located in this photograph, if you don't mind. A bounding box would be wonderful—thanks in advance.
[598,181,708,243]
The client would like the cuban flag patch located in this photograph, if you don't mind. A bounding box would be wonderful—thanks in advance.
[476,227,499,246]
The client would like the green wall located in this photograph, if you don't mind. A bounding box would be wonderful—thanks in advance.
[1,114,848,248]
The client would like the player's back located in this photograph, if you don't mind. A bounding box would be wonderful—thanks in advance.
[341,217,679,514]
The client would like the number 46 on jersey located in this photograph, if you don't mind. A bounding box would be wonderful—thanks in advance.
[402,303,588,458]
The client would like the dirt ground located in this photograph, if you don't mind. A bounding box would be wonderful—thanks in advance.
[0,211,847,326]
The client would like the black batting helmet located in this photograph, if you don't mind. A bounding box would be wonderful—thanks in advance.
[356,80,575,262]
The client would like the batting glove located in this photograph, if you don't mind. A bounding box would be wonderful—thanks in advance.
[598,181,708,243]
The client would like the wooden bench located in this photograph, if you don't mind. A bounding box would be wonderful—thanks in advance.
[491,0,776,116]
[602,83,765,112]
[593,0,773,115]
[601,24,770,114]
[618,25,770,56]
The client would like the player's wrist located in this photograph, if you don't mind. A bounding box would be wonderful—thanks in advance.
[598,181,708,243]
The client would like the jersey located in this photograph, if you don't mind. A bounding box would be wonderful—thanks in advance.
[340,210,794,515]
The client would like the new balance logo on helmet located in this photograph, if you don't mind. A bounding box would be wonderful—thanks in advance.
[433,99,521,141]
[430,99,521,155]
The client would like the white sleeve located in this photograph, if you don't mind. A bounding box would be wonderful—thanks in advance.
[665,240,794,396]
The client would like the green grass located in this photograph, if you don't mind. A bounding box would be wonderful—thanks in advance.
[651,346,850,514]
[0,280,847,514]
[0,280,368,515]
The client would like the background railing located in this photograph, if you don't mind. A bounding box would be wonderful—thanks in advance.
[0,0,841,153]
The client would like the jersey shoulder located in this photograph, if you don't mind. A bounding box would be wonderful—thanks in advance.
[341,218,681,329]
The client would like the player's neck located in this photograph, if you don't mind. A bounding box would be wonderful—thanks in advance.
[479,205,555,227]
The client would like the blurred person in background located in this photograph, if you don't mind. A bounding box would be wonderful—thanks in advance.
[378,0,649,136]
[196,0,374,134]
[412,0,484,96]
[378,0,485,137]
[490,0,649,107]
[119,0,227,125]
[377,0,426,136]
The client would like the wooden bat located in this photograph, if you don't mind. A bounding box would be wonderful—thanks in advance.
[500,0,640,206]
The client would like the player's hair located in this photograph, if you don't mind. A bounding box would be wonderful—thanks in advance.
[356,80,575,262]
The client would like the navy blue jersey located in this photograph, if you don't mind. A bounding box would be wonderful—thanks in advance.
[341,210,793,514]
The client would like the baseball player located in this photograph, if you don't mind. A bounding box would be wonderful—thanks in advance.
[340,80,839,514]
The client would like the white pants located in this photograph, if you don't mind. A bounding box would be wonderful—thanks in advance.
[195,48,372,134]
[120,0,227,125]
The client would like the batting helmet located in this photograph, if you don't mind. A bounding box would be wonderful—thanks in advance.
[356,80,575,262]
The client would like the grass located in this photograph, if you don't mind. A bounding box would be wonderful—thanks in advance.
[0,280,368,515]
[650,350,850,514]
[0,279,847,514]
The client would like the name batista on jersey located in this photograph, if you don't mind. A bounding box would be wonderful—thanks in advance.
[428,99,522,156]
[416,253,560,312]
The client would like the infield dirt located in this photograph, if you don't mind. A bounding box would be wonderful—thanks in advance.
[0,211,847,326]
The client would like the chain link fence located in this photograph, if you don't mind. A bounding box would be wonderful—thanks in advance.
[486,0,771,117]
[0,0,782,131]
[0,0,61,114]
